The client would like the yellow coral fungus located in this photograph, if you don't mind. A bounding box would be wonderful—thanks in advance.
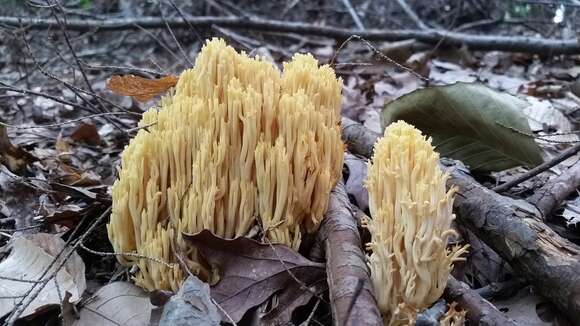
[107,38,343,291]
[439,303,466,326]
[364,121,468,325]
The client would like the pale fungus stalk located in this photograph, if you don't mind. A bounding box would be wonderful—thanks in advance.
[364,121,468,325]
[107,38,343,291]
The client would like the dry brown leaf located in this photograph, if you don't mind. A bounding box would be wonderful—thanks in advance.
[107,74,178,102]
[183,230,326,324]
[71,123,101,146]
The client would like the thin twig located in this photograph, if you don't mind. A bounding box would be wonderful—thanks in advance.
[48,2,108,115]
[493,142,580,193]
[0,225,43,232]
[159,2,194,67]
[330,35,429,82]
[0,112,140,130]
[261,234,329,305]
[79,242,175,268]
[394,0,429,30]
[338,0,365,30]
[301,298,322,326]
[0,82,91,113]
[81,62,163,78]
[0,276,41,284]
[166,0,203,43]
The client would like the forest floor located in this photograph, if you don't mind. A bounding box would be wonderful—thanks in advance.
[0,1,579,325]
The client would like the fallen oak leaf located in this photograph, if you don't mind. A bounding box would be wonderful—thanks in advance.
[183,230,326,324]
[107,74,178,102]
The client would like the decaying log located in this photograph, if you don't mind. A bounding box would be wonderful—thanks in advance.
[444,276,516,325]
[341,117,580,321]
[528,161,580,219]
[315,181,383,326]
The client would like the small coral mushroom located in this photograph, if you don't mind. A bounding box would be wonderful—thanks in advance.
[364,121,468,325]
[107,38,343,291]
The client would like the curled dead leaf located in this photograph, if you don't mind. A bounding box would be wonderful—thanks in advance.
[107,74,178,102]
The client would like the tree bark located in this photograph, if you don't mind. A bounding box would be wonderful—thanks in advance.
[315,181,383,326]
[341,117,580,321]
[3,16,580,54]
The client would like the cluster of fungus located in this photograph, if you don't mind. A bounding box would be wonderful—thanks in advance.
[364,121,468,325]
[107,38,343,291]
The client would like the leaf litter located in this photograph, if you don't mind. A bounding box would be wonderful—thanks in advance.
[1,7,580,325]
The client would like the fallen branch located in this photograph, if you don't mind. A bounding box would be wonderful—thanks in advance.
[528,160,580,219]
[444,161,580,322]
[3,16,580,54]
[314,181,383,326]
[341,117,580,321]
[444,276,516,325]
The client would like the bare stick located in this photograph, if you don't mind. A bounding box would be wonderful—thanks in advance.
[0,82,91,113]
[493,142,580,193]
[3,16,580,54]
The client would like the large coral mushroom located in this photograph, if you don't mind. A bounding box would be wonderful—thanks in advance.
[107,38,343,291]
[364,121,468,325]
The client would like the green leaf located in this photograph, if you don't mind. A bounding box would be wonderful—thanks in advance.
[381,82,543,173]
